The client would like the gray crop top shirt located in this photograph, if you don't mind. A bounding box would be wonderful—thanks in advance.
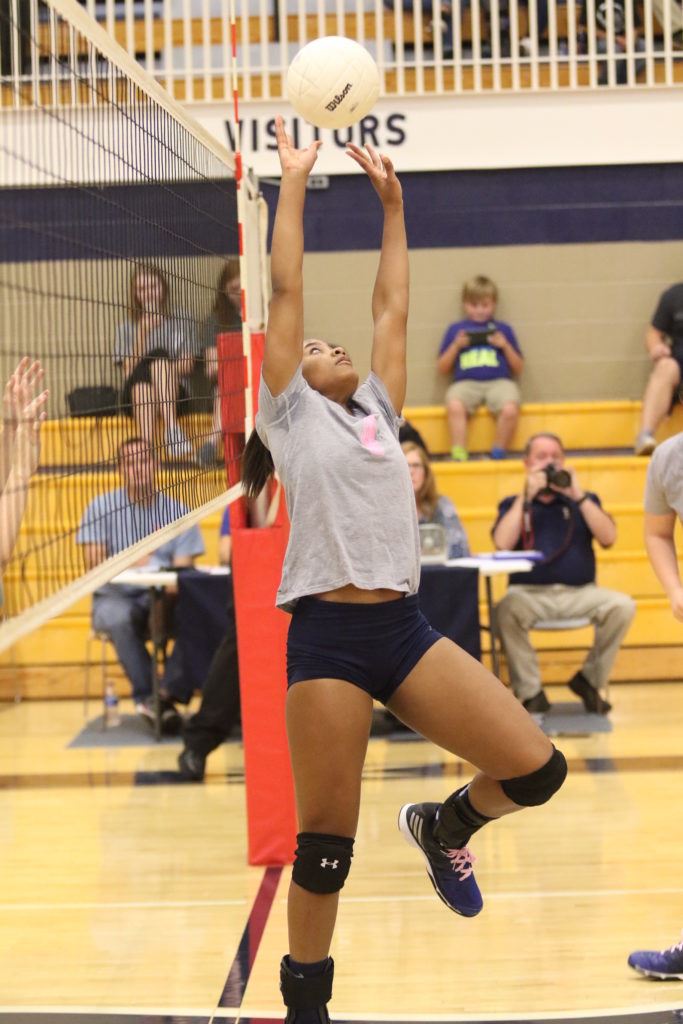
[256,365,421,611]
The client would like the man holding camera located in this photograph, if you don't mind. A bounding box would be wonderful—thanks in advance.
[492,432,635,714]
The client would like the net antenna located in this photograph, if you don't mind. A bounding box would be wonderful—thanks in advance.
[0,0,264,656]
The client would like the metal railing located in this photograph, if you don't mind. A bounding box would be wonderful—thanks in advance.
[1,0,682,106]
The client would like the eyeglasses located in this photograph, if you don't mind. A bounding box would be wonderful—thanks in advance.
[407,462,424,470]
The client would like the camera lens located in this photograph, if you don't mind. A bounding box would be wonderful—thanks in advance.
[544,464,571,489]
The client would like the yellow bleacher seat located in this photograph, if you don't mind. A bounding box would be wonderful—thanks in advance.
[2,398,682,696]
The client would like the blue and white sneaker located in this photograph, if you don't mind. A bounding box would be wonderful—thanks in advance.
[398,801,483,917]
[628,935,683,979]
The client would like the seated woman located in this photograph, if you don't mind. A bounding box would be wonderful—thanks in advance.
[402,440,470,557]
[114,264,197,460]
[197,258,242,466]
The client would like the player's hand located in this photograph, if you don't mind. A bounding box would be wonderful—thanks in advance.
[274,115,321,177]
[5,359,48,480]
[3,359,45,430]
[345,144,403,207]
[452,329,470,351]
[670,585,683,622]
[489,330,507,350]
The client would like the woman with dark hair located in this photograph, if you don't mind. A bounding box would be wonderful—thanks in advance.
[243,115,566,1024]
[198,258,242,466]
[402,440,469,557]
[114,264,197,459]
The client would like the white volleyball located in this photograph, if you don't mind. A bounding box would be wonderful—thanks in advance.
[285,36,380,130]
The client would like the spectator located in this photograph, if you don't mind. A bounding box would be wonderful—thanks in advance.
[398,418,429,453]
[115,264,197,461]
[177,505,240,781]
[492,431,635,714]
[197,259,242,467]
[635,281,683,456]
[402,441,470,557]
[437,274,524,462]
[76,436,205,728]
[0,358,48,584]
[627,429,683,979]
[579,0,646,85]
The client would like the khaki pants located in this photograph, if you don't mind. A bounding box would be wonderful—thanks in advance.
[495,583,636,702]
[652,0,683,34]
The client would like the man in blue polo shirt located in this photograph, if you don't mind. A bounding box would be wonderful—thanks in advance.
[492,432,635,715]
[77,436,205,726]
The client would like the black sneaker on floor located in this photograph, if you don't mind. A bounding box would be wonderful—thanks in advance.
[178,747,206,781]
[568,671,612,715]
[160,698,183,736]
[522,690,551,714]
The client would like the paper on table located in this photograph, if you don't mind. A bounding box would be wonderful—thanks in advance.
[477,550,544,562]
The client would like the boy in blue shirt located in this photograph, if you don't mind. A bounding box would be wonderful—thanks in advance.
[437,274,524,461]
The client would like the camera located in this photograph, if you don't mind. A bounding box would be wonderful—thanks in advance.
[465,321,496,345]
[543,463,571,489]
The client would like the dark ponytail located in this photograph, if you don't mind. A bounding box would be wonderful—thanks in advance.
[242,429,275,498]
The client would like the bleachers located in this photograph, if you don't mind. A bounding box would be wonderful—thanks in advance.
[1,399,682,699]
[399,398,683,686]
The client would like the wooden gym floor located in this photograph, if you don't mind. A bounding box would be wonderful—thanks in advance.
[0,682,682,1024]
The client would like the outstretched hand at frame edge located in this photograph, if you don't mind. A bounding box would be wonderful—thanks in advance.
[274,115,322,178]
[345,144,403,208]
[3,359,49,482]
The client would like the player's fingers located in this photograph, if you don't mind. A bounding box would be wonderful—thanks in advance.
[380,153,394,176]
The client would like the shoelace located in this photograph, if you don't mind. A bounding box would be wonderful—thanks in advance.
[444,846,476,879]
[663,934,683,954]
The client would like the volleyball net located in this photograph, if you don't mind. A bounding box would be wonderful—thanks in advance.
[0,0,266,655]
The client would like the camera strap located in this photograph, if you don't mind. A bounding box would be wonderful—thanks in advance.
[522,494,576,565]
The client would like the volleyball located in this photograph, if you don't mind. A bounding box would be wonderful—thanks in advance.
[285,36,380,130]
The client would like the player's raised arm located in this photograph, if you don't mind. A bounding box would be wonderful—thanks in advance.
[263,116,321,397]
[346,144,408,414]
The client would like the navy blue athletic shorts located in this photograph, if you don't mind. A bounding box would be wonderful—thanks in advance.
[286,594,443,704]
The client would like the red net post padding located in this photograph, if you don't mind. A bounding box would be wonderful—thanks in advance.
[232,521,296,865]
[228,329,296,865]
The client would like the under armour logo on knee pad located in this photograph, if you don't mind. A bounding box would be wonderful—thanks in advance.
[293,833,354,893]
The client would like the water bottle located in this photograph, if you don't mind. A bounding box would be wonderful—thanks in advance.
[104,680,121,727]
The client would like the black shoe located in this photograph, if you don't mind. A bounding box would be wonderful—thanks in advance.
[280,955,333,1024]
[136,696,183,734]
[160,696,183,735]
[523,690,551,714]
[178,747,206,781]
[568,671,612,715]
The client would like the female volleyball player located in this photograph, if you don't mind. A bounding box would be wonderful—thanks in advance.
[242,116,567,1024]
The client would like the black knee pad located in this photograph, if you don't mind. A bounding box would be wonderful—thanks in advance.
[500,745,567,806]
[292,832,354,894]
[280,955,334,1011]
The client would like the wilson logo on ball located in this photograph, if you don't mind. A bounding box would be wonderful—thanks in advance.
[325,83,353,112]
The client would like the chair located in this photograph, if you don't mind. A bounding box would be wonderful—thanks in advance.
[83,592,176,733]
[530,616,610,703]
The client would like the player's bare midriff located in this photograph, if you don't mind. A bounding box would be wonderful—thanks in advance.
[314,584,405,603]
